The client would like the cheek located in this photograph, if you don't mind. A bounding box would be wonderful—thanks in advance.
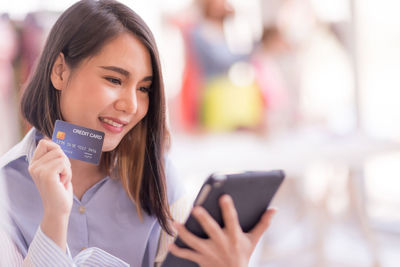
[59,90,81,120]
[139,97,150,120]
[124,97,149,131]
[142,97,150,114]
[84,81,118,110]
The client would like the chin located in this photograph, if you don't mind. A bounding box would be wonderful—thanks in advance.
[101,134,126,152]
[102,142,120,152]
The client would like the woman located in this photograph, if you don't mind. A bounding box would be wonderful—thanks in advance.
[0,0,276,266]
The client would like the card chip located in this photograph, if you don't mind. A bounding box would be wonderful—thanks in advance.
[56,131,66,140]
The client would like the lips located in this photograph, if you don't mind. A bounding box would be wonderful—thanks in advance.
[99,117,129,133]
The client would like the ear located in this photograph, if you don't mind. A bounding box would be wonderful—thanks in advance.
[50,53,70,91]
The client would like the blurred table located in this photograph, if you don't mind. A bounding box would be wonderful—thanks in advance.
[170,129,400,266]
[170,129,400,186]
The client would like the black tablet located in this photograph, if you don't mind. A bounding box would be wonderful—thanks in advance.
[161,170,285,267]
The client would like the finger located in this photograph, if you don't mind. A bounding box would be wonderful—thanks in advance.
[32,156,71,188]
[40,157,71,180]
[59,157,72,187]
[43,158,72,192]
[31,139,61,162]
[219,195,242,238]
[32,146,68,166]
[247,208,277,244]
[58,151,72,184]
[30,147,69,177]
[173,222,208,253]
[65,178,73,195]
[192,206,226,244]
[31,140,49,162]
[169,243,202,264]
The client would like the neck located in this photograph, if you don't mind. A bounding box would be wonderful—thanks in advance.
[207,17,224,29]
[70,157,106,201]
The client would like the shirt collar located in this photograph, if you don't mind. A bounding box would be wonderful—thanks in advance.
[0,128,39,168]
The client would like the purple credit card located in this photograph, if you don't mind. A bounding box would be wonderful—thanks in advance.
[51,120,105,165]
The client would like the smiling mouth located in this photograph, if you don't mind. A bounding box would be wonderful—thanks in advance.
[99,117,124,128]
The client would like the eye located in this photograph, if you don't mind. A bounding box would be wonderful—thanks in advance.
[139,86,152,93]
[105,77,122,85]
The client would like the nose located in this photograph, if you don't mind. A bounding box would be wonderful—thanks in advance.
[115,88,137,114]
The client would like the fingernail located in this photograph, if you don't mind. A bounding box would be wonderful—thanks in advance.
[223,194,232,201]
[220,194,231,205]
[268,207,279,213]
[192,207,200,215]
[193,206,204,216]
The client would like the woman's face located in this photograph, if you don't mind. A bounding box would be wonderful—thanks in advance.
[57,32,153,151]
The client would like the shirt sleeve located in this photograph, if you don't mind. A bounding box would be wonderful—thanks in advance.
[21,226,129,267]
[0,228,25,266]
[154,194,192,265]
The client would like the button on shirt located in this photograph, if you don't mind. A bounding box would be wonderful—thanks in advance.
[0,128,185,266]
[79,206,86,214]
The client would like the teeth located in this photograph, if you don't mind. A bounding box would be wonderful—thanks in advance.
[101,118,123,128]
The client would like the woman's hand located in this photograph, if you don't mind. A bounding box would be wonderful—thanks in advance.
[28,139,73,251]
[169,194,277,267]
[29,139,73,216]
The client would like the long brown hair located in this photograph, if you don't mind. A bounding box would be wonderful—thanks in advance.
[20,0,172,234]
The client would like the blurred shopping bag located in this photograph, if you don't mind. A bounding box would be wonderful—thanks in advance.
[201,76,263,131]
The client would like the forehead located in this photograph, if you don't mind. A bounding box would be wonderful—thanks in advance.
[83,32,153,77]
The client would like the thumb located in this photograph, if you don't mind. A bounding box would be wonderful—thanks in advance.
[248,208,277,244]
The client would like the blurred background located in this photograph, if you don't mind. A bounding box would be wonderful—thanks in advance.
[0,0,399,266]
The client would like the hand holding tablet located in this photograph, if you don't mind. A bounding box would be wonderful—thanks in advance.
[162,170,285,267]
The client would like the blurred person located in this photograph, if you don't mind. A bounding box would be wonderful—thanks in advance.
[17,13,46,135]
[175,0,264,132]
[277,0,354,133]
[19,13,45,85]
[190,0,240,79]
[0,14,20,156]
[252,25,292,135]
[0,0,276,266]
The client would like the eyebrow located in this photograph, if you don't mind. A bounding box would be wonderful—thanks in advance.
[100,66,129,77]
[99,65,153,82]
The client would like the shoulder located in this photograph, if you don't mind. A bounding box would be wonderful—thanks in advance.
[0,129,39,214]
[164,156,185,206]
[0,131,42,256]
[0,128,37,170]
[0,129,37,189]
